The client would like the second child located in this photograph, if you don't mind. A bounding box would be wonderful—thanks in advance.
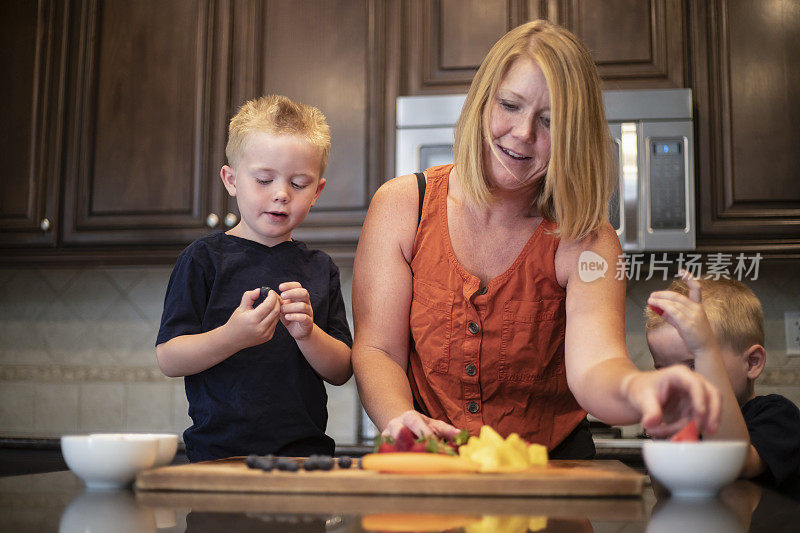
[156,95,352,462]
[646,273,800,493]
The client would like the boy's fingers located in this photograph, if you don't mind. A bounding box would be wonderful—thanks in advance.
[240,288,262,309]
[680,270,702,303]
[280,288,310,303]
[253,291,281,317]
[278,281,302,292]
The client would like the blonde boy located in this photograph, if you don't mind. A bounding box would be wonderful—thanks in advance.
[646,273,800,491]
[156,95,352,462]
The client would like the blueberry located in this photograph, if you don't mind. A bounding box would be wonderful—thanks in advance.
[283,460,300,472]
[245,454,259,468]
[260,286,271,299]
[303,456,318,471]
[316,455,335,471]
[255,456,276,472]
[276,457,299,471]
[337,456,353,469]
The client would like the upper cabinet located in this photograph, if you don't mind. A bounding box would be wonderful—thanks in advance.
[0,0,67,248]
[1,0,386,264]
[61,0,233,247]
[691,0,800,254]
[398,0,686,95]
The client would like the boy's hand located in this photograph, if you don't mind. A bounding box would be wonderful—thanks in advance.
[224,288,281,350]
[278,282,315,340]
[647,270,718,357]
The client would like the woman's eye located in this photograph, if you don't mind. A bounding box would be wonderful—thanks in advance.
[500,100,518,111]
[540,116,551,129]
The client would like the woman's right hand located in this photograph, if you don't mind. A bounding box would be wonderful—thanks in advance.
[382,410,462,440]
[623,366,721,438]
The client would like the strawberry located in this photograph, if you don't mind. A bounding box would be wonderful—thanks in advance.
[409,441,427,453]
[395,425,416,452]
[378,442,398,453]
[670,420,699,442]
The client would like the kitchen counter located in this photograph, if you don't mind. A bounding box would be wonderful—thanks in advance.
[2,468,798,532]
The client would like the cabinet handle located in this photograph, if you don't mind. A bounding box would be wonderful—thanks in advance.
[224,213,238,227]
[206,213,219,228]
[40,218,51,232]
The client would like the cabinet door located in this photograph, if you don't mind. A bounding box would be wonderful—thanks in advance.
[0,0,67,247]
[61,0,232,245]
[692,0,800,251]
[559,0,686,89]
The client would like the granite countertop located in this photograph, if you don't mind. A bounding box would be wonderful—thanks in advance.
[2,468,798,532]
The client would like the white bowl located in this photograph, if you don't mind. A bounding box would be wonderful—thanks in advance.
[643,440,748,498]
[90,433,178,467]
[61,434,159,490]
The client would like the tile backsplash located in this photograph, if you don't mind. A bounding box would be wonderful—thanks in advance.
[1,258,798,443]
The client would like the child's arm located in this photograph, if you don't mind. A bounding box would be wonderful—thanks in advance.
[278,281,352,385]
[156,289,281,377]
[647,272,750,444]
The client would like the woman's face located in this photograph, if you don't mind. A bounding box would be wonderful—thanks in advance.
[483,57,551,192]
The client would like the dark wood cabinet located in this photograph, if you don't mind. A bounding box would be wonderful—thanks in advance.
[1,0,386,264]
[0,0,67,248]
[61,0,232,247]
[398,0,686,95]
[691,0,800,254]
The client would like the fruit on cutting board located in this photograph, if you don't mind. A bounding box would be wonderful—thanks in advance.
[373,425,469,455]
[360,452,480,473]
[670,420,700,442]
[458,425,548,472]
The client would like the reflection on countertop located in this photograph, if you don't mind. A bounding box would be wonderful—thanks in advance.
[2,469,799,533]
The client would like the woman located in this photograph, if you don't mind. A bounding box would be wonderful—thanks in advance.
[352,20,719,458]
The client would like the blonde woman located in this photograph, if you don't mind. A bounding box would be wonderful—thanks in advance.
[353,20,720,458]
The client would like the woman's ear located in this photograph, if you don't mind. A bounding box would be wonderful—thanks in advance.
[220,165,237,196]
[744,344,766,380]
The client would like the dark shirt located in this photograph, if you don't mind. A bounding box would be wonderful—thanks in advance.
[157,233,352,462]
[742,394,800,494]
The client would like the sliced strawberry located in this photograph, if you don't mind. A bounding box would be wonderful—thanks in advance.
[648,304,664,316]
[395,425,416,452]
[670,420,699,442]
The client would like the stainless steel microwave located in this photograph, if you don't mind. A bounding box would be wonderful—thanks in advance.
[396,89,695,251]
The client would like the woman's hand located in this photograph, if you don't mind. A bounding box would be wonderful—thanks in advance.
[622,366,721,438]
[382,410,461,440]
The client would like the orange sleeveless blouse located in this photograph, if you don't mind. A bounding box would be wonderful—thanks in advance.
[408,165,586,450]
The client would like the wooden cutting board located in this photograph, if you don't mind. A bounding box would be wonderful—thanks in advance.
[136,458,643,497]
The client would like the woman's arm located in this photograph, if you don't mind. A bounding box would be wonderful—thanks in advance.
[352,175,460,438]
[555,223,721,436]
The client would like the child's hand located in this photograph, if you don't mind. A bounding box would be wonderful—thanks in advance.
[224,288,281,349]
[278,282,315,340]
[647,270,718,357]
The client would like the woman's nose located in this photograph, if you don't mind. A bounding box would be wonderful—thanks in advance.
[512,119,535,141]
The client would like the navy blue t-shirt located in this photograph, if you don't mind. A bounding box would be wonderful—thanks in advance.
[742,394,800,493]
[157,233,352,462]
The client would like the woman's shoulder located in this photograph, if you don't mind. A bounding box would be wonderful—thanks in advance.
[553,221,621,286]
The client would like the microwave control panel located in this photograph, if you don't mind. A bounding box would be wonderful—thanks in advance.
[648,138,687,230]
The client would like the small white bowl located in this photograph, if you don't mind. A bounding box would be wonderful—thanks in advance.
[61,434,159,490]
[59,490,157,533]
[643,440,748,498]
[90,433,178,467]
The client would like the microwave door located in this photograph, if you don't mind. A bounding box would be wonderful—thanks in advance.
[610,122,641,251]
[395,127,455,176]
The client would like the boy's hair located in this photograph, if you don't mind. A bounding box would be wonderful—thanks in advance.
[645,277,765,353]
[225,95,330,174]
[453,19,613,242]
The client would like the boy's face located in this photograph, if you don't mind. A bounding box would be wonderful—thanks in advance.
[646,325,752,405]
[221,132,326,247]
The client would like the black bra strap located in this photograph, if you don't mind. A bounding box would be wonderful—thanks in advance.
[415,172,426,229]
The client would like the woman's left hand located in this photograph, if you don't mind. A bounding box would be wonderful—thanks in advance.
[622,365,722,438]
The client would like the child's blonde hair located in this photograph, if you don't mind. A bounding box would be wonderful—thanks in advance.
[453,19,613,242]
[645,277,765,353]
[225,95,330,174]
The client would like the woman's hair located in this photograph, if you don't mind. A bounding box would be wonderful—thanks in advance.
[225,95,331,174]
[454,20,613,242]
[644,277,765,354]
